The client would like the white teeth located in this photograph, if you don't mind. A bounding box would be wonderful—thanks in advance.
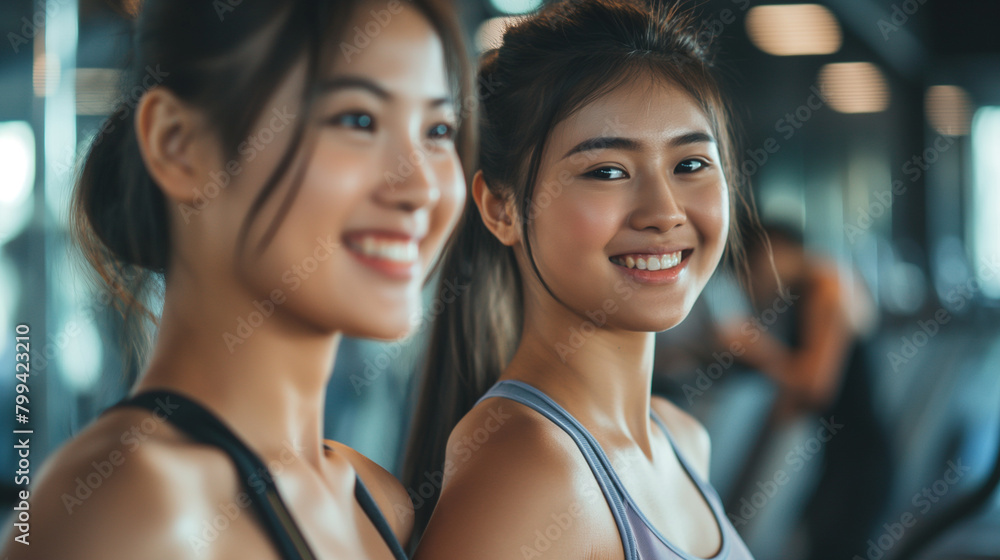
[612,251,684,270]
[350,235,418,263]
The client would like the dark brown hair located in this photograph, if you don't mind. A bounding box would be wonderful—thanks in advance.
[72,0,476,369]
[402,0,758,545]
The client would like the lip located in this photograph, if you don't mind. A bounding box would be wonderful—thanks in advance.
[343,230,423,281]
[609,248,693,285]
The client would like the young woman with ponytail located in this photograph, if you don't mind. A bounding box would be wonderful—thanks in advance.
[1,1,474,559]
[404,1,758,558]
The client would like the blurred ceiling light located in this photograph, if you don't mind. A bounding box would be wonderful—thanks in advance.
[0,122,35,245]
[926,85,972,136]
[0,122,35,206]
[33,52,60,97]
[818,62,889,113]
[476,16,523,52]
[489,0,543,15]
[971,107,1000,298]
[746,4,842,56]
[76,68,121,116]
[56,315,103,392]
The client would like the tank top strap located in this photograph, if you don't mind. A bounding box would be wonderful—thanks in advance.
[648,410,721,504]
[353,475,408,560]
[105,390,319,560]
[477,380,639,560]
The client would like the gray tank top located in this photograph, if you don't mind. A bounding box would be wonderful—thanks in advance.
[477,380,755,560]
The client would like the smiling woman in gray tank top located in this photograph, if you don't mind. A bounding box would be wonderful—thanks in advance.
[403,1,758,558]
[404,0,750,560]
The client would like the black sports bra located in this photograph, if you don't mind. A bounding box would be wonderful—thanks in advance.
[104,390,408,560]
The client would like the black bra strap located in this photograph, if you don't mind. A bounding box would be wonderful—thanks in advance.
[354,476,408,560]
[106,390,318,560]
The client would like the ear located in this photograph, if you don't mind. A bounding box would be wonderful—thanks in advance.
[134,87,214,205]
[471,170,520,246]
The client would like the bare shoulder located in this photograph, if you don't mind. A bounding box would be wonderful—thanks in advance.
[650,395,712,481]
[323,440,413,542]
[807,259,845,299]
[414,397,621,560]
[1,409,237,560]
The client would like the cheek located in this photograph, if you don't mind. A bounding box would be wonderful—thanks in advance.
[536,190,622,259]
[687,182,729,252]
[425,155,466,252]
[435,156,466,226]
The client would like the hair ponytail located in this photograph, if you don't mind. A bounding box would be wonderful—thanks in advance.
[70,100,169,376]
[401,190,523,545]
[401,52,522,542]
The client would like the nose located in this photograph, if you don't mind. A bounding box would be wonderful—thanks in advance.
[628,171,687,232]
[375,136,440,212]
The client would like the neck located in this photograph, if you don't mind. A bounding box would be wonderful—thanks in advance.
[501,292,657,453]
[136,265,339,470]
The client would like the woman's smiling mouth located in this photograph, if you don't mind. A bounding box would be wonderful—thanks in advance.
[609,248,693,283]
[344,231,422,280]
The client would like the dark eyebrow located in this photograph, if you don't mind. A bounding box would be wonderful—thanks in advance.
[561,137,641,160]
[320,76,391,100]
[561,131,716,160]
[669,131,716,147]
[319,76,453,108]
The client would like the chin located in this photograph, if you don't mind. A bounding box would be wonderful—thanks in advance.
[621,308,692,333]
[347,315,420,342]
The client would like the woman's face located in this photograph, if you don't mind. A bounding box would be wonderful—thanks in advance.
[194,2,464,341]
[524,77,729,332]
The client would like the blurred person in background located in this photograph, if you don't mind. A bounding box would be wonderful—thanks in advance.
[0,0,474,558]
[719,222,893,560]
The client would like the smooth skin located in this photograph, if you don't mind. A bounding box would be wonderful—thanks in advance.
[415,78,730,560]
[2,3,464,559]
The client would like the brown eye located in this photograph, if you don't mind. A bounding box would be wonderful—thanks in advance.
[585,167,629,180]
[675,159,708,173]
